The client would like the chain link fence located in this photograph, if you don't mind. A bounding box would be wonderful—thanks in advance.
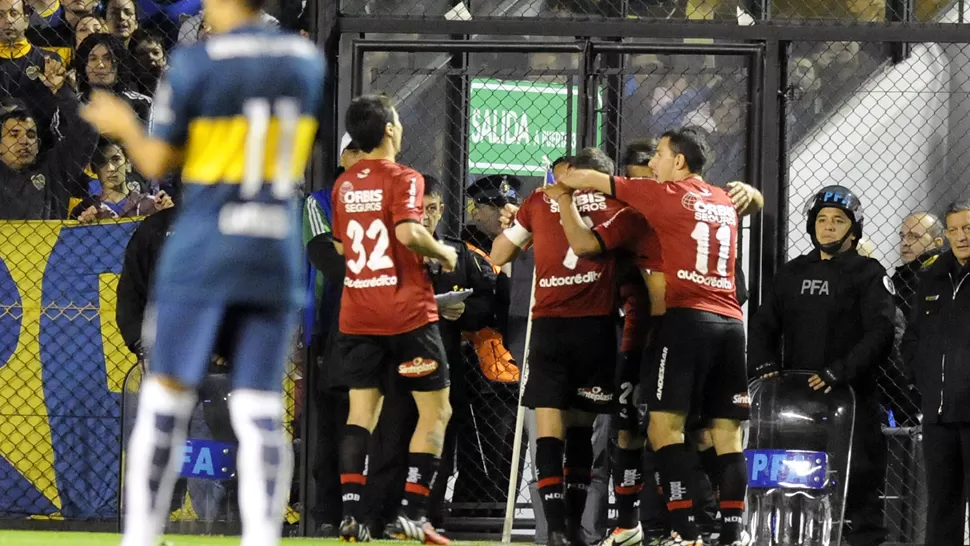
[785,34,970,541]
[0,0,307,530]
[337,0,955,23]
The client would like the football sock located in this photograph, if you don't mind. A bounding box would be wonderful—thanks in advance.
[230,389,294,546]
[698,446,720,498]
[338,424,370,521]
[535,437,567,533]
[401,452,441,520]
[121,378,196,546]
[717,453,748,544]
[656,443,701,541]
[614,447,645,529]
[564,426,594,536]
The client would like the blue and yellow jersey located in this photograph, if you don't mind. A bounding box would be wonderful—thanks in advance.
[150,25,325,307]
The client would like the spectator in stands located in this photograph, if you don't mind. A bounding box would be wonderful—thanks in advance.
[893,211,945,317]
[74,33,151,122]
[26,0,101,65]
[0,0,67,146]
[74,14,106,50]
[127,28,165,97]
[105,0,138,47]
[0,66,97,219]
[70,138,171,221]
[177,8,276,46]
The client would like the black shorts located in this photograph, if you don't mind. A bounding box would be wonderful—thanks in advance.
[643,309,750,422]
[337,322,450,392]
[617,349,646,432]
[522,316,616,413]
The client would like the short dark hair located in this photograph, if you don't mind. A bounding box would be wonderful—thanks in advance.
[345,94,396,153]
[622,138,657,167]
[422,173,442,198]
[92,138,126,170]
[571,147,614,175]
[551,156,573,170]
[0,108,33,131]
[944,201,970,226]
[661,127,710,175]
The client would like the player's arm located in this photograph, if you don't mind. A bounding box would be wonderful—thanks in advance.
[559,168,613,195]
[540,183,602,258]
[491,198,534,266]
[726,181,764,217]
[80,50,191,179]
[395,221,456,266]
[391,173,457,270]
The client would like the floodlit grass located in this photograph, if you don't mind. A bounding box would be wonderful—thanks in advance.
[0,532,502,546]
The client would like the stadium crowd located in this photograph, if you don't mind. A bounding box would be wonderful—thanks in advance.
[0,0,297,220]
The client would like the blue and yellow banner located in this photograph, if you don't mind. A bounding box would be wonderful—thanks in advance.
[0,220,140,519]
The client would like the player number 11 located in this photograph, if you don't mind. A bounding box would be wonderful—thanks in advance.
[690,222,731,276]
[240,97,300,200]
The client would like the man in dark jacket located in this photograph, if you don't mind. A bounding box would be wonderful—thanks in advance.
[0,79,97,219]
[901,200,970,546]
[749,185,895,546]
[116,205,176,355]
[893,211,945,317]
[363,173,496,535]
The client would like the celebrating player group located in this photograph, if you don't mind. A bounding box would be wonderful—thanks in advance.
[78,0,763,531]
[327,91,765,546]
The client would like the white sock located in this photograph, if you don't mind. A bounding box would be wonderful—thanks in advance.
[229,389,294,546]
[121,378,197,546]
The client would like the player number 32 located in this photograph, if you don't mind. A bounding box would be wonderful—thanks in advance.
[346,219,394,275]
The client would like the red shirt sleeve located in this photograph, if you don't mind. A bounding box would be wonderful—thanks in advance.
[634,226,663,272]
[592,206,641,252]
[390,169,424,226]
[611,176,663,220]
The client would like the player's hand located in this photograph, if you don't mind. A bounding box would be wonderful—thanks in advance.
[752,361,780,380]
[808,373,833,394]
[77,205,99,224]
[439,301,465,321]
[726,181,756,212]
[211,354,227,367]
[439,244,458,273]
[559,168,602,190]
[499,203,519,230]
[80,89,140,138]
[539,182,573,203]
[155,191,174,210]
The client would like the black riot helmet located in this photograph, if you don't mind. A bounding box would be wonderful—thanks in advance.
[803,185,864,254]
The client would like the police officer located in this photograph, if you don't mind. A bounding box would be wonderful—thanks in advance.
[362,173,497,534]
[901,200,970,546]
[463,174,523,254]
[748,185,895,546]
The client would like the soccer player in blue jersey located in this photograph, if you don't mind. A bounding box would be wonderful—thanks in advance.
[80,0,325,542]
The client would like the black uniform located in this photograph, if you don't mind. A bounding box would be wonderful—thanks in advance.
[116,206,177,355]
[362,236,496,531]
[748,248,895,546]
[892,248,943,317]
[0,90,98,220]
[901,251,970,546]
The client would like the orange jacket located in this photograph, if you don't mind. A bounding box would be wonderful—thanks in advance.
[462,242,520,383]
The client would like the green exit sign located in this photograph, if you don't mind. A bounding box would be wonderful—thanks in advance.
[467,79,582,176]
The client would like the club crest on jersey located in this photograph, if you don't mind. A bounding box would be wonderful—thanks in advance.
[398,357,439,378]
[681,191,737,226]
[339,180,383,213]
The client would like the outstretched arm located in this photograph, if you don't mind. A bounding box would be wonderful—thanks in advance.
[81,91,183,179]
[726,181,764,217]
[559,168,613,194]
